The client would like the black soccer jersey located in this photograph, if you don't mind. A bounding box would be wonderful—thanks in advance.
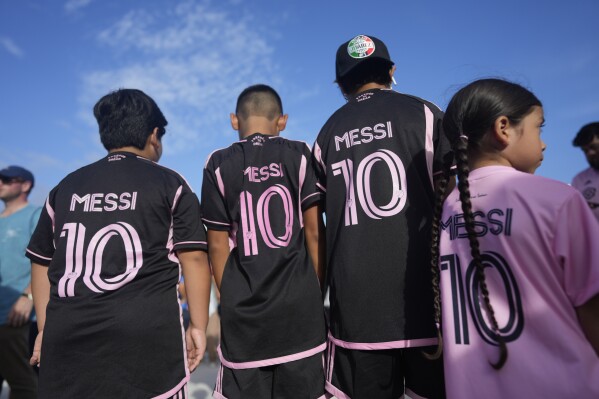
[202,133,326,366]
[313,88,452,347]
[26,152,207,399]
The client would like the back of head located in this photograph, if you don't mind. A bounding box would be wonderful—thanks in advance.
[443,78,542,148]
[235,84,283,122]
[572,122,599,147]
[335,34,394,96]
[93,88,168,151]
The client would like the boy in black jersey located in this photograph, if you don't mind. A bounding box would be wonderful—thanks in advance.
[26,89,212,399]
[313,35,450,398]
[202,84,327,399]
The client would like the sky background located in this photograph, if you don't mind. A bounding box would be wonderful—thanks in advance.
[1,0,598,207]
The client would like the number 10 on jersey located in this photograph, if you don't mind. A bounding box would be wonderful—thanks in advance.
[440,252,524,346]
[331,150,407,226]
[240,184,294,256]
[58,222,143,297]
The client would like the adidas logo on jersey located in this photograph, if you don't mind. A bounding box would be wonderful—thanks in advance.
[251,136,266,146]
[108,154,127,162]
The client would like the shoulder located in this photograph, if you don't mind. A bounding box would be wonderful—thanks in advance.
[572,167,597,183]
[139,157,194,189]
[268,136,311,154]
[388,91,444,117]
[506,170,582,208]
[203,142,244,170]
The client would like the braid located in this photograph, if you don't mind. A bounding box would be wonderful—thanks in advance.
[454,139,507,369]
[423,158,453,360]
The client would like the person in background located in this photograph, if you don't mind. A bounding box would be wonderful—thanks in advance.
[0,165,41,399]
[572,122,599,221]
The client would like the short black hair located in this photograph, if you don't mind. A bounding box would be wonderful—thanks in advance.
[572,122,599,147]
[235,84,283,121]
[93,88,167,151]
[336,58,393,96]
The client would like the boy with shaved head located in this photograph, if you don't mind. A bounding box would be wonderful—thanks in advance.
[202,84,327,398]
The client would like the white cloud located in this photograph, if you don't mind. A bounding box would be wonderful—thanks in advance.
[0,36,24,58]
[82,0,279,155]
[65,0,93,13]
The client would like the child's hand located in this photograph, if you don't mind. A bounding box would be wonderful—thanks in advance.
[29,329,43,367]
[185,323,207,372]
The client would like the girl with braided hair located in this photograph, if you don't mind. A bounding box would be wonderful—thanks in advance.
[430,78,599,398]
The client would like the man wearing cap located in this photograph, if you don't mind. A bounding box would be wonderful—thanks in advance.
[0,165,41,399]
[312,35,451,398]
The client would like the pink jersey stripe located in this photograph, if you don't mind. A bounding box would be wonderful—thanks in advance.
[204,149,220,169]
[325,381,350,399]
[301,192,320,205]
[26,248,52,261]
[218,342,326,370]
[201,218,231,226]
[215,167,225,197]
[173,241,207,246]
[423,104,434,189]
[406,388,428,399]
[299,154,307,227]
[314,141,326,172]
[171,186,183,212]
[45,196,55,234]
[151,376,189,399]
[316,182,327,193]
[328,332,437,350]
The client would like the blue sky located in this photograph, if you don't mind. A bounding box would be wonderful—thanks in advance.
[1,0,598,207]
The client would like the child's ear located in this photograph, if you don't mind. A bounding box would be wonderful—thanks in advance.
[492,115,511,148]
[230,113,239,131]
[277,114,288,132]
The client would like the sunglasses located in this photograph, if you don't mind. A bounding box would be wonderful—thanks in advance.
[0,177,24,184]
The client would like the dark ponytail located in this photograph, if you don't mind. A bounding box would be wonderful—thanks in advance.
[454,137,507,369]
[428,78,541,369]
[424,156,453,361]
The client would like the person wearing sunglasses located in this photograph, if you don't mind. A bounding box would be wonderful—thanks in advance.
[0,165,41,399]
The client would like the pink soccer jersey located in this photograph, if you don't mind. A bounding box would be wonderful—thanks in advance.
[572,166,599,222]
[439,165,599,398]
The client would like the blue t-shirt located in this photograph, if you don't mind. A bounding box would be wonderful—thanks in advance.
[0,203,41,324]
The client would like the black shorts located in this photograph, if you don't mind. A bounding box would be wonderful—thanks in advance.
[326,345,445,399]
[214,352,326,399]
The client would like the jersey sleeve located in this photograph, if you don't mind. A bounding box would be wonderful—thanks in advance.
[431,106,454,177]
[311,137,327,197]
[26,194,57,266]
[553,190,599,306]
[171,181,208,252]
[201,156,231,231]
[300,144,324,211]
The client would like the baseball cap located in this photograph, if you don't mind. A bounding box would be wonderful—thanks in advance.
[0,165,35,185]
[335,34,394,80]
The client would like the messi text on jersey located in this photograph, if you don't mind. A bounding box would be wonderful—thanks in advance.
[69,192,138,212]
[334,121,393,151]
[243,163,284,183]
[441,208,513,241]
